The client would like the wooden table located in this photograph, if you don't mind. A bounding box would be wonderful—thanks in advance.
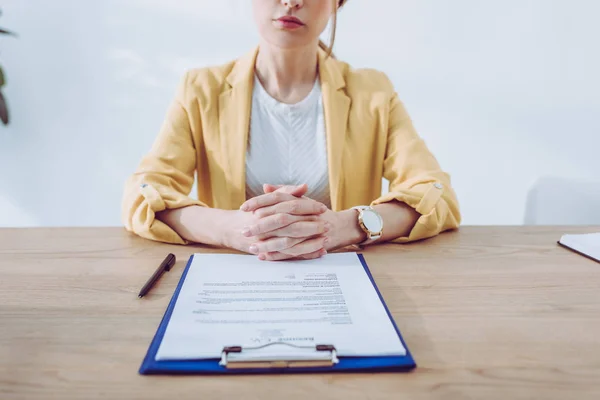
[1,226,600,399]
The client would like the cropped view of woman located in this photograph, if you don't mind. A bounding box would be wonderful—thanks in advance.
[122,0,461,261]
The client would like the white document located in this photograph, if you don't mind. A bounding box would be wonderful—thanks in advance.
[559,232,600,262]
[155,252,406,361]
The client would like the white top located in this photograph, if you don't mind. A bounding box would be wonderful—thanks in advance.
[245,75,331,208]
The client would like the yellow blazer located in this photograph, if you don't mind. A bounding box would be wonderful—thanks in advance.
[122,47,461,245]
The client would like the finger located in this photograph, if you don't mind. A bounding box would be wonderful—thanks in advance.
[299,248,328,260]
[240,191,296,212]
[265,184,307,198]
[287,184,308,197]
[259,248,326,262]
[263,184,279,194]
[258,251,296,261]
[263,184,307,197]
[262,184,300,193]
[278,184,308,196]
[275,236,329,258]
[243,214,319,237]
[254,199,327,218]
[257,221,329,240]
[249,236,304,254]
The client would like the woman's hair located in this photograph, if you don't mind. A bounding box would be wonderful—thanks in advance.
[318,0,348,58]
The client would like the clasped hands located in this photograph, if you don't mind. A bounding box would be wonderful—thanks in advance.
[228,183,352,261]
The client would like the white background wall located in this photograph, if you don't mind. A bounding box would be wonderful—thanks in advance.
[0,0,598,227]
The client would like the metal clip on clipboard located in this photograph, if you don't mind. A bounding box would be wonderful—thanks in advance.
[219,342,339,369]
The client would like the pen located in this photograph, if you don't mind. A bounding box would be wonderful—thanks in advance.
[138,253,176,298]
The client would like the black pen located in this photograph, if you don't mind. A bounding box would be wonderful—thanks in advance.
[138,253,176,298]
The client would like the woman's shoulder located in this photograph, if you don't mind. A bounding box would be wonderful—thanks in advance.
[176,58,239,99]
[331,58,396,96]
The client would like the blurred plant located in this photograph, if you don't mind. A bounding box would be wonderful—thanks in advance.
[0,8,16,125]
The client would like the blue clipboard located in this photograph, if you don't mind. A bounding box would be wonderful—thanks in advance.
[139,253,417,374]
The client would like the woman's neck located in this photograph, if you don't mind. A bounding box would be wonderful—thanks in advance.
[254,41,319,104]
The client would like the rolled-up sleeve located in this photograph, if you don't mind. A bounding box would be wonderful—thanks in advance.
[121,72,207,244]
[371,87,461,243]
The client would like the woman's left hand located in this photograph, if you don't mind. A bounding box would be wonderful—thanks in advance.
[240,184,364,260]
[260,184,365,251]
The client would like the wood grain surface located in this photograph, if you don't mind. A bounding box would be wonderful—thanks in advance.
[1,226,599,400]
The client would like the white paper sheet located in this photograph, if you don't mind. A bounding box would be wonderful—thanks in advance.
[155,252,406,361]
[559,232,600,262]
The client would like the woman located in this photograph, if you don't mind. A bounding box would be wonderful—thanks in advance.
[122,0,461,261]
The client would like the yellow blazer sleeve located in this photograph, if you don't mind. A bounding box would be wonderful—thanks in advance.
[371,88,461,243]
[121,72,207,244]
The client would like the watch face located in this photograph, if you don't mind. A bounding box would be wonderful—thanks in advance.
[362,210,383,232]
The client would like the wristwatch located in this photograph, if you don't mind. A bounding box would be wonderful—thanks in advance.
[351,206,383,245]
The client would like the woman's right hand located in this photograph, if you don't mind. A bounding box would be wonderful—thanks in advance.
[221,209,325,258]
[222,185,329,260]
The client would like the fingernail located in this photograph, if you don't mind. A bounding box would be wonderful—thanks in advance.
[249,245,258,254]
[241,227,251,237]
[258,254,266,260]
[240,204,249,211]
[320,205,327,212]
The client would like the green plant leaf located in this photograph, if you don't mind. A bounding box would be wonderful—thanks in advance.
[0,66,4,87]
[0,90,9,125]
[0,28,16,36]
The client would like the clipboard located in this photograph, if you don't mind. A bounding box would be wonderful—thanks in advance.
[139,253,417,374]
